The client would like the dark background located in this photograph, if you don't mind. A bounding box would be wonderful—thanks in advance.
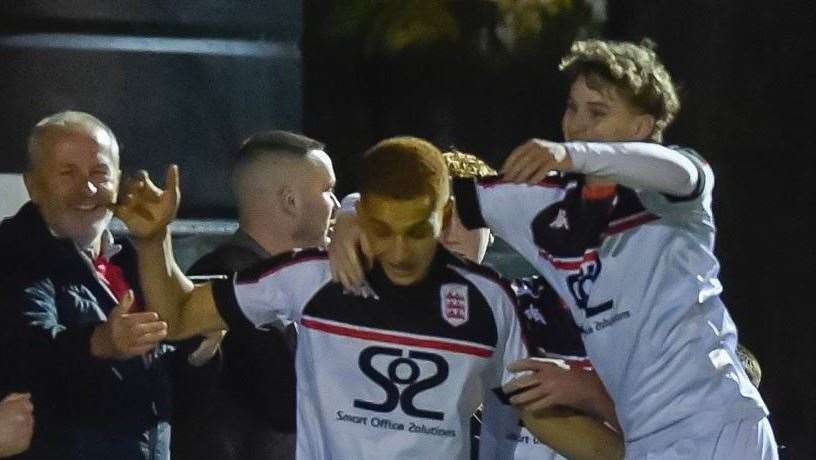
[0,0,304,216]
[1,1,813,456]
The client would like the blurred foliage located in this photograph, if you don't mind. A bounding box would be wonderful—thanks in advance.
[327,0,461,54]
[306,0,604,192]
[496,0,597,54]
[323,0,600,58]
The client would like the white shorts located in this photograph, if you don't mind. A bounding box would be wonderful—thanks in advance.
[629,417,778,460]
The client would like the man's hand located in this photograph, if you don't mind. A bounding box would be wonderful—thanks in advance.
[503,357,616,426]
[90,290,168,360]
[501,139,573,184]
[328,210,376,297]
[0,393,34,458]
[115,165,180,241]
[187,330,226,367]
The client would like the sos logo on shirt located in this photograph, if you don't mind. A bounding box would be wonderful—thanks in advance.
[354,346,449,420]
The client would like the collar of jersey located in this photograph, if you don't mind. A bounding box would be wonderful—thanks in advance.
[366,244,456,297]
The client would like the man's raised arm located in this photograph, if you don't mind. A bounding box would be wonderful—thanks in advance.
[520,406,624,460]
[116,165,226,340]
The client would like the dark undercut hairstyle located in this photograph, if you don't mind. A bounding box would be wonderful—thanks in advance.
[236,130,324,164]
[231,130,325,191]
[359,136,449,210]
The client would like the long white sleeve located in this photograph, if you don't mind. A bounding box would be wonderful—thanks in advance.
[565,142,700,196]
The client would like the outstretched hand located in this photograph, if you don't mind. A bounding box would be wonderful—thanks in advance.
[115,164,180,240]
[503,357,610,417]
[90,290,168,360]
[501,139,573,184]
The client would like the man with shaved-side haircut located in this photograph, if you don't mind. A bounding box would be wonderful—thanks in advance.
[173,130,338,460]
[231,131,338,250]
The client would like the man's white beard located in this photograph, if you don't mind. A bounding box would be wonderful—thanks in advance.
[53,210,113,253]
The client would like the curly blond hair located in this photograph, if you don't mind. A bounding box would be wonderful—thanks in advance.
[736,344,762,388]
[560,39,680,140]
[442,150,497,179]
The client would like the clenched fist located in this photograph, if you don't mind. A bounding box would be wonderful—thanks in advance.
[501,139,573,184]
[0,393,34,458]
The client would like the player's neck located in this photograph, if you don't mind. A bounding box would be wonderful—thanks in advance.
[241,226,298,257]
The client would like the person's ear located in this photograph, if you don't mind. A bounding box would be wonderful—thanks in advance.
[112,169,122,200]
[279,185,298,217]
[443,198,454,228]
[23,171,41,204]
[438,198,455,240]
[633,113,656,140]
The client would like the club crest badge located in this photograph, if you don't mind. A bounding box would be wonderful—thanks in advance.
[441,284,469,327]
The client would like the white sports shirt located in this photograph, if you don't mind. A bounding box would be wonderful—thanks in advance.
[479,275,592,460]
[212,246,526,459]
[453,142,769,456]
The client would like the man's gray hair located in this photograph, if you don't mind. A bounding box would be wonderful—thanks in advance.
[27,111,120,171]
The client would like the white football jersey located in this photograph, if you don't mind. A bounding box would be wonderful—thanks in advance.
[212,246,526,460]
[453,145,769,456]
[479,275,590,460]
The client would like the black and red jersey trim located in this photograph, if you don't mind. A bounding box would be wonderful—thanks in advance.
[662,147,707,203]
[602,211,660,237]
[537,211,660,270]
[452,177,489,230]
[301,316,495,358]
[447,256,518,310]
[213,274,257,332]
[537,248,600,271]
[235,247,328,285]
[479,175,569,190]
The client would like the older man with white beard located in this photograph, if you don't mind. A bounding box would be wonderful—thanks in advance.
[0,111,174,459]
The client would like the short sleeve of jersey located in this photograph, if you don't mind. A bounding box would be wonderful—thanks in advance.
[496,296,528,385]
[447,265,531,460]
[211,248,332,331]
[449,264,527,387]
[482,277,527,388]
[636,147,716,228]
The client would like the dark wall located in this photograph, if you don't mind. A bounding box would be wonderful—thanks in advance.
[607,2,816,456]
[0,1,303,217]
[302,0,590,199]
